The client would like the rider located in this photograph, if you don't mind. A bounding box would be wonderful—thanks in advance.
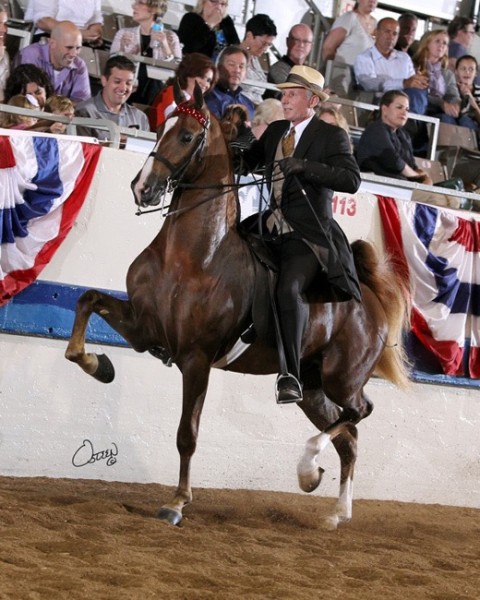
[243,65,362,404]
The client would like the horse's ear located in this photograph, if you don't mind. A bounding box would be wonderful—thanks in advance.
[193,82,204,110]
[173,78,186,105]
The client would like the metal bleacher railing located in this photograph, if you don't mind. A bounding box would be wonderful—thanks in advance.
[0,103,157,149]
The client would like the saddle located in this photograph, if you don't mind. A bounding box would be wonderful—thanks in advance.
[239,215,346,349]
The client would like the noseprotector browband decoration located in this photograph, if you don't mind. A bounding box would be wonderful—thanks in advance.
[172,103,210,129]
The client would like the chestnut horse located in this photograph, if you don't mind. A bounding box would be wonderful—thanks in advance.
[65,85,410,528]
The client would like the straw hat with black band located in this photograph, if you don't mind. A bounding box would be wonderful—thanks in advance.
[276,65,329,101]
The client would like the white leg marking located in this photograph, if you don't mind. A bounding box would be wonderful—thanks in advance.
[324,477,353,530]
[297,432,331,478]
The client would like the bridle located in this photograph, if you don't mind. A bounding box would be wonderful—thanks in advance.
[152,102,211,194]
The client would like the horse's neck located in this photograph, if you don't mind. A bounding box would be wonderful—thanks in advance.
[158,145,241,263]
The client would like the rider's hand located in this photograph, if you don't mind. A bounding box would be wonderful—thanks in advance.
[279,157,306,177]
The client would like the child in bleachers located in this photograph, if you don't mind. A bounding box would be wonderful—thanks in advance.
[454,54,480,134]
[0,94,39,129]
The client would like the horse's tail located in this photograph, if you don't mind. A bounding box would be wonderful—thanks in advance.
[351,240,411,389]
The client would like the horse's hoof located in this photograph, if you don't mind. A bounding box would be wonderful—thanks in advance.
[322,515,340,530]
[91,354,115,383]
[157,507,183,526]
[298,466,325,493]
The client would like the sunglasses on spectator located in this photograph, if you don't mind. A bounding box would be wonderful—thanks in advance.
[208,0,228,6]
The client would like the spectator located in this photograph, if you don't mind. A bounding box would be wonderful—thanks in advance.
[413,29,461,120]
[205,45,255,120]
[446,55,480,132]
[0,5,10,102]
[268,24,313,85]
[24,0,103,47]
[447,16,475,72]
[357,90,432,182]
[74,55,149,141]
[32,94,74,133]
[149,52,216,131]
[4,63,54,107]
[178,0,239,61]
[239,14,277,106]
[14,21,91,104]
[0,94,40,129]
[395,12,418,55]
[353,18,428,113]
[321,0,378,96]
[318,106,352,150]
[251,98,284,138]
[110,1,181,106]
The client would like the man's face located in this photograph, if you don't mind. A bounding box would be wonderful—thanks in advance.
[101,67,134,109]
[49,31,82,69]
[219,52,247,91]
[398,17,417,49]
[281,87,317,126]
[286,25,313,65]
[375,20,399,56]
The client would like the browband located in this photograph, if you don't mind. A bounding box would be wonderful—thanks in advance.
[172,103,210,129]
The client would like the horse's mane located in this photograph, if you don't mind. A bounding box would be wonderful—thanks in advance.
[218,104,250,142]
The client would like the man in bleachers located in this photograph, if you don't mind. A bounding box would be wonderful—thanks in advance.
[74,55,149,141]
[205,45,255,120]
[25,0,103,47]
[394,13,418,55]
[14,20,90,104]
[268,24,313,85]
[353,17,428,114]
[447,16,476,72]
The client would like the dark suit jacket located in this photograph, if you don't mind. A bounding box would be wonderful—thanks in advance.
[244,117,362,300]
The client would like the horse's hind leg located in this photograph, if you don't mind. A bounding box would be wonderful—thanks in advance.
[297,367,363,529]
[65,289,136,383]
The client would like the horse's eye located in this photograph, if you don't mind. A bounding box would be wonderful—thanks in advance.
[181,131,194,144]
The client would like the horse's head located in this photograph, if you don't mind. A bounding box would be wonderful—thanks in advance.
[131,81,210,208]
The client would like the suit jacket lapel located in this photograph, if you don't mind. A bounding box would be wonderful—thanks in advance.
[293,117,320,158]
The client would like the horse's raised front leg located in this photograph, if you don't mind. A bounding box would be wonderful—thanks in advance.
[157,356,211,526]
[65,290,136,383]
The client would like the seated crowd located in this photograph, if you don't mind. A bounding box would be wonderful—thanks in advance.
[0,0,479,204]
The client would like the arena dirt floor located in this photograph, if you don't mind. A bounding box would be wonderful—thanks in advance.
[0,476,478,600]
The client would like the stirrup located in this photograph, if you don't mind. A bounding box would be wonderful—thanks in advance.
[275,373,303,404]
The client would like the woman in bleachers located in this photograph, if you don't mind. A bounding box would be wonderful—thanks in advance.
[321,0,378,96]
[318,106,353,151]
[239,14,277,106]
[4,63,54,107]
[178,0,239,62]
[0,4,10,102]
[412,29,461,120]
[110,0,181,106]
[357,90,432,182]
[148,52,216,131]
